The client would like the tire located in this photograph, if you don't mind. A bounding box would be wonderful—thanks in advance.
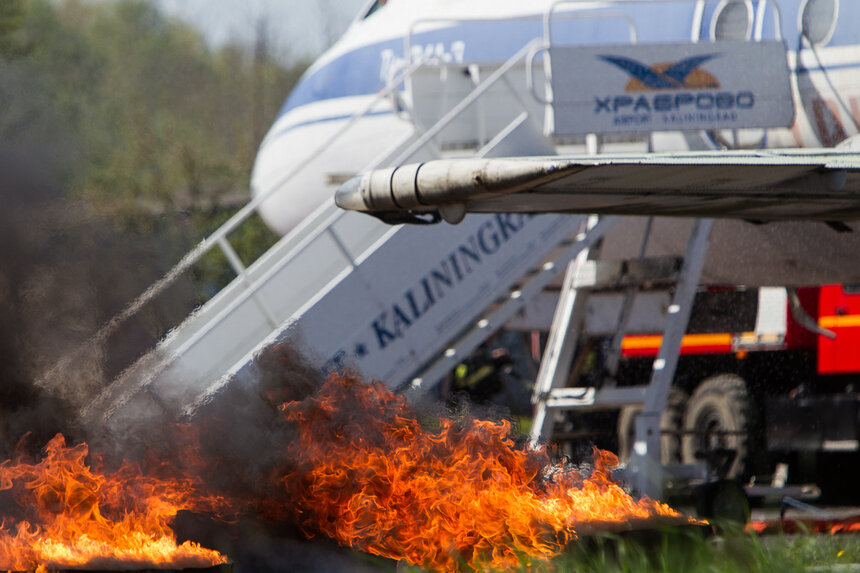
[682,374,752,480]
[617,387,687,465]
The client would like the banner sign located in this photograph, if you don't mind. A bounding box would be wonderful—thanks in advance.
[550,41,794,136]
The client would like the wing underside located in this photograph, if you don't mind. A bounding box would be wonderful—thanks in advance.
[335,149,860,222]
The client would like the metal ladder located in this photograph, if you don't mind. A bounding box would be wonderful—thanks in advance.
[529,217,714,498]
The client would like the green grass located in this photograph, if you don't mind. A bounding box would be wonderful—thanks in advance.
[393,526,860,572]
[543,526,860,573]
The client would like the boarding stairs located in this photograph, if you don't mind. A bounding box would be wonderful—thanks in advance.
[523,0,797,499]
[528,217,714,498]
[64,34,590,437]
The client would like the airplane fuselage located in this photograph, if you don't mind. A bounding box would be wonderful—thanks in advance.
[251,0,860,285]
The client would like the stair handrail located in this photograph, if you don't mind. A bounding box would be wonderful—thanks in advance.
[37,60,428,391]
[61,29,568,419]
[389,38,545,166]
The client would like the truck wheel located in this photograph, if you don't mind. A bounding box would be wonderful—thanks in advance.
[682,374,752,479]
[617,387,687,465]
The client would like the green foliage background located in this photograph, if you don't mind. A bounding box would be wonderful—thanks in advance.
[0,0,306,397]
[2,0,305,219]
[1,0,303,298]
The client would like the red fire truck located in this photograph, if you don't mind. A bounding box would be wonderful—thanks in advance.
[607,284,860,498]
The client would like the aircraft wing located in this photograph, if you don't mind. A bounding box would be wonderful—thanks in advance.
[335,148,860,223]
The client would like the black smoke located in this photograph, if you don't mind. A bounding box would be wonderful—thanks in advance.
[0,143,196,459]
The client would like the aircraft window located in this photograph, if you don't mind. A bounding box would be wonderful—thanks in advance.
[799,0,838,46]
[710,0,753,41]
[364,0,388,18]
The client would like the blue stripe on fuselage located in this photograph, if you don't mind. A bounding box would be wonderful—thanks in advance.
[280,4,700,117]
[263,109,394,149]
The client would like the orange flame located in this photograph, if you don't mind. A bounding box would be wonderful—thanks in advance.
[277,373,686,571]
[0,434,229,572]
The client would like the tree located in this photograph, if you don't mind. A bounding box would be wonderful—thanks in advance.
[0,0,309,422]
[0,0,26,55]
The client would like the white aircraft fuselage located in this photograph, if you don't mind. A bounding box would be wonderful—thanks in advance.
[251,0,860,286]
